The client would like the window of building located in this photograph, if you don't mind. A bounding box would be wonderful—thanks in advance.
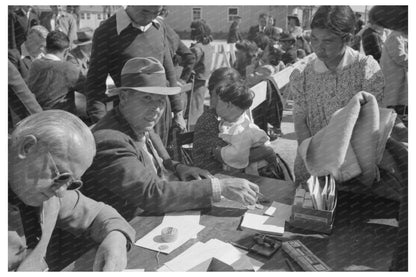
[80,13,85,20]
[192,7,202,21]
[86,13,91,20]
[228,7,239,22]
[97,13,102,20]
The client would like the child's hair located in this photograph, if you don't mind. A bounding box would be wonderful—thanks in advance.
[207,67,241,92]
[46,30,70,53]
[216,81,254,111]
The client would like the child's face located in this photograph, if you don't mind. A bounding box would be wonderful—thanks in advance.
[216,98,241,122]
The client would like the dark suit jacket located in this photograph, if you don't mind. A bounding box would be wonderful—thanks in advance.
[247,25,261,42]
[81,108,213,220]
[8,9,39,51]
[8,59,42,131]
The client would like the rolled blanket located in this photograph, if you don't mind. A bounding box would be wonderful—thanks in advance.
[298,91,396,186]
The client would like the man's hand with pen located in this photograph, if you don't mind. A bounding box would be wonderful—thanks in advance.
[219,178,259,206]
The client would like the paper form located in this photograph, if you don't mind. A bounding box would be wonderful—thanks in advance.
[135,211,204,254]
[160,239,245,272]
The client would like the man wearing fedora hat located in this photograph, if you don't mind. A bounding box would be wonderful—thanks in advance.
[67,27,93,78]
[85,6,185,148]
[81,57,260,220]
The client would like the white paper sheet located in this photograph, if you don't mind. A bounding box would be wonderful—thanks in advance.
[241,213,284,235]
[135,211,204,254]
[160,239,244,272]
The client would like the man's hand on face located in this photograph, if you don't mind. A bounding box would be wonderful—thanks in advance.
[176,164,212,181]
[93,231,128,271]
[219,178,260,205]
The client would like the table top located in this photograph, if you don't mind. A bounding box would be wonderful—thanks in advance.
[64,173,399,271]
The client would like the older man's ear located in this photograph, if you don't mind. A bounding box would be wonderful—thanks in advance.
[17,135,38,159]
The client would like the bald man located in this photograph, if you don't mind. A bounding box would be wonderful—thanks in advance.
[8,110,135,271]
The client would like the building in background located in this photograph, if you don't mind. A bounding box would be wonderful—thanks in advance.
[35,5,367,39]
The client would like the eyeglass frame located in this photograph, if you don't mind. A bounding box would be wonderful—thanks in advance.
[47,151,83,191]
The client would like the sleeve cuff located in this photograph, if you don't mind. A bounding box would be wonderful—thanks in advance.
[210,177,222,202]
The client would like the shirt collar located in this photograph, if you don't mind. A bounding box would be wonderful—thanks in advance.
[116,8,160,35]
[313,46,357,73]
[43,53,61,61]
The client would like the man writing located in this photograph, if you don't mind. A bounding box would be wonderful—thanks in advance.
[82,57,260,220]
[8,110,135,271]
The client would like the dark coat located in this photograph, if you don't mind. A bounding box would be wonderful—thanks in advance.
[8,8,39,51]
[81,108,213,220]
[362,27,383,63]
[227,21,242,43]
[8,59,42,131]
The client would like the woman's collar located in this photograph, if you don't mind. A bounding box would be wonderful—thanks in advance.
[313,46,357,73]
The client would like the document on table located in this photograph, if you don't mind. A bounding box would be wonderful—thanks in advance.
[135,211,204,254]
[158,239,252,272]
[241,201,292,235]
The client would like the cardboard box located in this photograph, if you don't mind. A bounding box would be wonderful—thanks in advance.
[289,188,337,234]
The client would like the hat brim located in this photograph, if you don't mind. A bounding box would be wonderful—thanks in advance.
[73,40,92,45]
[107,86,181,97]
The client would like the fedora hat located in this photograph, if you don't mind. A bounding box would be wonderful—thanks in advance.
[108,57,181,97]
[74,27,93,45]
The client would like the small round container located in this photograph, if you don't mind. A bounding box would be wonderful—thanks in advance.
[161,227,178,242]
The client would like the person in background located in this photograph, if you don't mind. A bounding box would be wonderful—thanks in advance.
[155,6,195,115]
[227,15,243,44]
[354,12,365,34]
[67,27,94,80]
[227,15,243,65]
[66,6,81,28]
[85,6,184,147]
[247,13,268,42]
[233,40,259,78]
[8,110,135,271]
[264,16,282,43]
[186,20,215,129]
[361,7,386,63]
[374,6,408,123]
[8,60,42,132]
[8,5,40,53]
[279,32,298,65]
[40,5,78,47]
[287,14,303,38]
[81,57,259,220]
[27,31,84,114]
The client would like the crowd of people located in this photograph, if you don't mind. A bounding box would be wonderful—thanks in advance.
[8,5,408,271]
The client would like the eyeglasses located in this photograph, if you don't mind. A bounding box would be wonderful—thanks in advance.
[47,152,83,190]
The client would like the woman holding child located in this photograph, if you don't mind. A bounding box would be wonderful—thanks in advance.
[193,67,291,180]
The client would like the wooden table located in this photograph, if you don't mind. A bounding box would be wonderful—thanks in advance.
[63,173,399,271]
